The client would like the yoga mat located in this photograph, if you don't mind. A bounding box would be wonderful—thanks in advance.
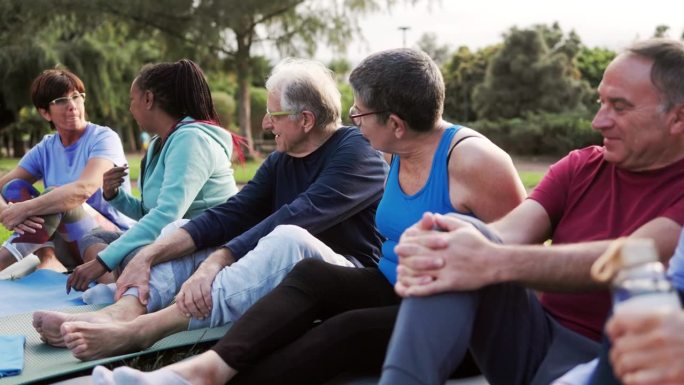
[0,270,84,317]
[0,306,230,385]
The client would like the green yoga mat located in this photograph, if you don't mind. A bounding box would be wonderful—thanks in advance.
[0,305,230,385]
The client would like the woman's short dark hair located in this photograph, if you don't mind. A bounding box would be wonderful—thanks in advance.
[135,59,220,123]
[349,49,445,132]
[30,68,85,111]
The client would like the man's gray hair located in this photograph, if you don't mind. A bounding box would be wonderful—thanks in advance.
[627,38,684,111]
[265,58,342,130]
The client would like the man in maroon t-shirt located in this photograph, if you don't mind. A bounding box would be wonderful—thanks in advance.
[378,38,684,385]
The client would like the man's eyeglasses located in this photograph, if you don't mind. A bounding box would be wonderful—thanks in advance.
[266,109,298,121]
[349,106,387,127]
[49,93,86,107]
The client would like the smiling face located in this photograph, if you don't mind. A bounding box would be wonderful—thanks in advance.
[38,89,87,134]
[592,54,675,171]
[262,91,309,156]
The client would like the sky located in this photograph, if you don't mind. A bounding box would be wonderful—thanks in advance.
[310,0,684,64]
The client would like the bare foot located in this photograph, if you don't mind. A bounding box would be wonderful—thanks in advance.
[62,321,150,361]
[32,310,114,347]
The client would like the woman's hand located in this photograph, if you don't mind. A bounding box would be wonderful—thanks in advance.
[66,259,107,294]
[0,202,31,230]
[102,165,129,200]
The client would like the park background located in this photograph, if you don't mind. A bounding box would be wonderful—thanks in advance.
[1,0,683,233]
[1,0,683,379]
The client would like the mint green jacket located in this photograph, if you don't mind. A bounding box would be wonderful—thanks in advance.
[98,117,238,270]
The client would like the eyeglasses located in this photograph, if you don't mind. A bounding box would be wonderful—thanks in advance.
[265,108,298,121]
[49,93,86,107]
[349,106,387,127]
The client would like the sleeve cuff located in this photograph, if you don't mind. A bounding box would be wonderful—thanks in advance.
[96,255,113,272]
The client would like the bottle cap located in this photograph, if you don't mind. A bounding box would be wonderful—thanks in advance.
[620,238,658,267]
[591,237,658,282]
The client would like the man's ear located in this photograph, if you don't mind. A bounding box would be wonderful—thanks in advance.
[37,108,51,122]
[301,110,316,133]
[670,104,684,135]
[388,113,406,139]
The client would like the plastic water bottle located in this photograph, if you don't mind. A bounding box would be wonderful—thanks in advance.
[610,239,680,315]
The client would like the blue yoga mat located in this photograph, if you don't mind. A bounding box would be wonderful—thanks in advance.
[0,270,85,317]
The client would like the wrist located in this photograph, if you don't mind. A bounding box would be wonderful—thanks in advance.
[209,248,235,269]
[488,244,511,284]
[103,189,119,201]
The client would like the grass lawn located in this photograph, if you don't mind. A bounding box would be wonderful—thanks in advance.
[519,171,544,191]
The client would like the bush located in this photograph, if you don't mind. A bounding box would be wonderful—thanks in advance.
[470,111,601,156]
[212,91,236,131]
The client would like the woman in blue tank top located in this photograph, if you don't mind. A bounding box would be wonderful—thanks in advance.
[92,50,526,385]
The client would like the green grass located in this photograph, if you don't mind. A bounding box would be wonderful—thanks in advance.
[519,171,544,191]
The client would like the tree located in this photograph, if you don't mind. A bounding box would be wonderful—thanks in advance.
[0,0,172,155]
[576,46,616,90]
[442,45,498,122]
[653,24,670,38]
[415,32,450,65]
[472,25,592,120]
[74,0,402,154]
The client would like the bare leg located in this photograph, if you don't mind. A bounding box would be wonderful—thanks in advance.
[0,247,17,271]
[61,302,192,360]
[33,295,146,347]
[82,243,115,284]
[93,350,236,385]
[35,247,67,272]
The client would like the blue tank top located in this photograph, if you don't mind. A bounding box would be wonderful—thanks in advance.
[376,125,473,284]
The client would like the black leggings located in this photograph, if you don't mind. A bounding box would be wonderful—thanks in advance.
[211,258,399,384]
[211,258,479,384]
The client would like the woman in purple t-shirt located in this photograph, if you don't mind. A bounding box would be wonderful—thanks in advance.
[0,69,132,277]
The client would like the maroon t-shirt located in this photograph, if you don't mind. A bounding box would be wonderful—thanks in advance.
[529,146,684,341]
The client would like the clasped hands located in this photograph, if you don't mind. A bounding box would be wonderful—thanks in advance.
[0,202,44,234]
[395,212,498,297]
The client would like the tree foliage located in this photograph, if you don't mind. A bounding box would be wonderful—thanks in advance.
[472,25,592,120]
[442,45,498,122]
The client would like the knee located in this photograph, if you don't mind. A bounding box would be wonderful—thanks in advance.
[159,219,190,239]
[79,230,120,258]
[268,225,312,243]
[1,179,40,202]
[284,258,331,287]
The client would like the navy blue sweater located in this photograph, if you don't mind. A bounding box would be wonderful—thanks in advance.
[182,126,387,267]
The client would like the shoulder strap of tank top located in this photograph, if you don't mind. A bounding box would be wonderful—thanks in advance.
[446,135,481,164]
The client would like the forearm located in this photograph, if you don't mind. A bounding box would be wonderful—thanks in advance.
[22,182,95,216]
[142,228,198,266]
[494,240,613,291]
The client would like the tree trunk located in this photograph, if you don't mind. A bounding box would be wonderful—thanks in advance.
[12,133,25,158]
[236,32,255,155]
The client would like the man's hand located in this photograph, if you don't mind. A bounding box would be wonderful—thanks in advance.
[114,247,154,305]
[102,165,128,200]
[175,248,234,320]
[66,259,107,294]
[607,309,684,385]
[395,213,500,297]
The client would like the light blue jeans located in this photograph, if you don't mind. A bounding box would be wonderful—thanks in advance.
[124,222,355,329]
